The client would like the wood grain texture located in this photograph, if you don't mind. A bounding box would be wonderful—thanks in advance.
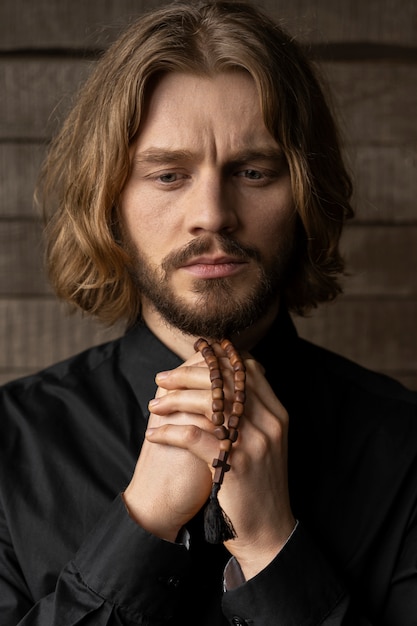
[0,221,47,295]
[0,298,414,389]
[0,298,122,373]
[1,143,415,221]
[322,63,417,147]
[0,223,415,297]
[352,146,417,223]
[294,299,417,388]
[0,143,46,217]
[1,60,415,145]
[0,0,415,49]
[341,226,417,296]
[0,58,92,139]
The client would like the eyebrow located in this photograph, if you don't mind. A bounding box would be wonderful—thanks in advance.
[132,146,285,166]
[132,149,195,165]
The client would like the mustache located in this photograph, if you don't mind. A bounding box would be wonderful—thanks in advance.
[161,235,261,272]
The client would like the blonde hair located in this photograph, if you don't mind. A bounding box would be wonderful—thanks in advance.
[37,0,353,327]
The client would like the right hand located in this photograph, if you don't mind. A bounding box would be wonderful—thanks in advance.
[123,350,216,541]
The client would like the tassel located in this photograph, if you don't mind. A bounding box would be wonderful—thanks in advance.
[204,482,237,544]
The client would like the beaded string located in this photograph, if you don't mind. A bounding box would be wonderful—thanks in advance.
[194,337,246,543]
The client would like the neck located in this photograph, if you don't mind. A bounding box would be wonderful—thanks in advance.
[140,298,281,360]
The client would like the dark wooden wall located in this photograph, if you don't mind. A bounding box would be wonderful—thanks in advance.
[0,0,416,388]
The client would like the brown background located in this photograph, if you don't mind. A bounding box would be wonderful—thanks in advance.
[0,0,416,388]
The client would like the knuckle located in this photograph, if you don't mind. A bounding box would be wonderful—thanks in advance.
[255,430,271,456]
[183,424,202,445]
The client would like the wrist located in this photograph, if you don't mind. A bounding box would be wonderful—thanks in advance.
[229,517,298,581]
[122,490,181,542]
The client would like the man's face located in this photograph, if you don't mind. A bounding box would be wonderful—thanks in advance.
[119,71,297,340]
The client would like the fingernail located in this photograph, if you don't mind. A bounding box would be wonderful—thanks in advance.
[155,370,169,382]
[149,398,159,408]
[146,428,156,437]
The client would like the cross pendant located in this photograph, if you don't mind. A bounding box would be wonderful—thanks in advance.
[212,449,231,484]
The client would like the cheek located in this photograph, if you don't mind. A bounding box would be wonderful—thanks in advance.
[119,186,168,244]
[118,193,183,267]
[255,202,297,243]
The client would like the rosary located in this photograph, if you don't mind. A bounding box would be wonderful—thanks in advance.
[194,337,246,544]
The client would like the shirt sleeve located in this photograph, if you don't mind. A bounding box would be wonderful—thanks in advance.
[221,523,350,625]
[1,495,191,625]
[221,500,417,626]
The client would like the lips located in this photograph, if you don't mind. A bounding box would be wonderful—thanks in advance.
[180,255,248,278]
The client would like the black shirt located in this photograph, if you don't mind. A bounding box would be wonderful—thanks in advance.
[1,311,416,625]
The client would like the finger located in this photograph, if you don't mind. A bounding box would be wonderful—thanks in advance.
[155,363,211,390]
[155,357,236,396]
[145,423,220,467]
[149,388,213,419]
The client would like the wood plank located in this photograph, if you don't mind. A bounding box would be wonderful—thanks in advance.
[0,222,415,296]
[0,58,91,139]
[323,62,417,147]
[0,143,46,217]
[0,0,165,50]
[0,298,414,389]
[351,146,417,223]
[340,225,417,297]
[0,221,48,294]
[266,0,417,46]
[0,0,416,49]
[0,369,39,386]
[1,59,415,148]
[1,142,415,222]
[293,298,417,387]
[0,299,123,371]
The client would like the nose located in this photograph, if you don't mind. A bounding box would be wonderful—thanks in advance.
[185,172,238,236]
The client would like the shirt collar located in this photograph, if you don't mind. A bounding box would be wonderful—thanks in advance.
[118,321,183,421]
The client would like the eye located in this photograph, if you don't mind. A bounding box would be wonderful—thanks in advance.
[158,172,181,183]
[237,169,264,180]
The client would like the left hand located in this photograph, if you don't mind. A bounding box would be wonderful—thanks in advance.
[146,342,296,580]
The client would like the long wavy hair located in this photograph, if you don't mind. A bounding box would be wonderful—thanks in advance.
[36,0,354,328]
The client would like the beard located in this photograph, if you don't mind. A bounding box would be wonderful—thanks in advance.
[124,233,294,340]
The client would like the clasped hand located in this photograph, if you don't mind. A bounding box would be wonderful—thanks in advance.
[124,343,295,580]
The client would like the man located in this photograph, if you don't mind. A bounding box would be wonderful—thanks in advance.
[0,1,416,624]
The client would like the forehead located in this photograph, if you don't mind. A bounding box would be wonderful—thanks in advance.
[134,71,278,155]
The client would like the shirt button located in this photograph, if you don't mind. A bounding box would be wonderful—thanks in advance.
[167,575,180,588]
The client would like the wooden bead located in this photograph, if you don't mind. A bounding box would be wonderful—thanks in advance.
[234,390,246,403]
[210,368,222,381]
[212,387,223,400]
[219,438,232,452]
[194,338,207,351]
[228,414,240,429]
[232,401,244,416]
[228,428,238,443]
[234,380,245,391]
[212,398,224,412]
[213,426,229,440]
[202,346,212,359]
[212,411,224,425]
[194,336,246,487]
